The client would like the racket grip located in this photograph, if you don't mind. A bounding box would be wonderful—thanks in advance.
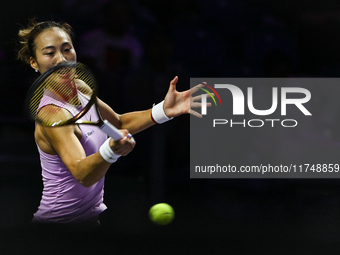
[101,120,124,141]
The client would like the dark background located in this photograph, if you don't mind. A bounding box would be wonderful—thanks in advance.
[2,0,340,254]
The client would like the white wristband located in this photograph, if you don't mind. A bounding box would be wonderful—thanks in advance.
[99,138,121,163]
[151,100,173,124]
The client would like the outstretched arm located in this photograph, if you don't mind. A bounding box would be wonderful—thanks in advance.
[98,76,209,134]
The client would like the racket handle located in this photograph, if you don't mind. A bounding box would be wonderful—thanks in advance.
[101,120,124,141]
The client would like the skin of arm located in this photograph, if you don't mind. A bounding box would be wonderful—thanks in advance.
[97,76,193,135]
[35,86,155,188]
[35,76,203,188]
[97,98,155,135]
[35,106,134,188]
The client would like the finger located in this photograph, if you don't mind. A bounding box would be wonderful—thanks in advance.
[191,102,202,108]
[116,140,136,156]
[168,76,178,92]
[191,86,215,99]
[191,102,212,108]
[119,129,129,137]
[190,82,211,95]
[121,134,136,145]
[190,84,204,95]
[113,137,135,154]
[191,95,202,102]
[112,136,127,151]
[127,133,136,143]
[191,93,215,102]
[189,109,202,118]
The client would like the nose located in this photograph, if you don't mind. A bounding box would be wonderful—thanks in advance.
[55,52,67,65]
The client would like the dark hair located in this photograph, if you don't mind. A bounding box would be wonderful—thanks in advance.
[17,20,75,64]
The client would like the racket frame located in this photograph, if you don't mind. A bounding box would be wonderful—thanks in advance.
[26,61,124,140]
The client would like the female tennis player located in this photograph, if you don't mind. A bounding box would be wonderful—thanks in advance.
[18,20,203,225]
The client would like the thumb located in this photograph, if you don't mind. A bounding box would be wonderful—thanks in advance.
[168,76,178,92]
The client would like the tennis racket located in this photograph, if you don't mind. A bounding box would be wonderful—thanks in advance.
[26,61,124,141]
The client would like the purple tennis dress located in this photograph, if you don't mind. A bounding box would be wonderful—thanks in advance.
[33,91,107,223]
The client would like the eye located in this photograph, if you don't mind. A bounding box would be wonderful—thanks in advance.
[45,52,54,56]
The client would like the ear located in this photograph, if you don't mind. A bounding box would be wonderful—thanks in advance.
[29,57,39,71]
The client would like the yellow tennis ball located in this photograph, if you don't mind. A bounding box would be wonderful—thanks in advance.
[149,203,175,226]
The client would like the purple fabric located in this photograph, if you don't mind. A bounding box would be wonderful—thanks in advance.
[33,91,107,223]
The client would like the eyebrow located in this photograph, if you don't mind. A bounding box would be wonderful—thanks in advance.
[41,42,72,51]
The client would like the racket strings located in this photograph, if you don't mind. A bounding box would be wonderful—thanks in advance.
[29,64,96,126]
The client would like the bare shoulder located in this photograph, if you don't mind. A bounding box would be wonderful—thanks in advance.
[35,106,81,155]
[75,79,93,97]
[37,104,73,126]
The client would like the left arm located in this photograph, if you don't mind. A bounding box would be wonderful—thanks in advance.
[97,76,205,134]
[97,99,155,135]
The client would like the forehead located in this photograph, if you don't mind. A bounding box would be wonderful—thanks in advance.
[35,27,72,49]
